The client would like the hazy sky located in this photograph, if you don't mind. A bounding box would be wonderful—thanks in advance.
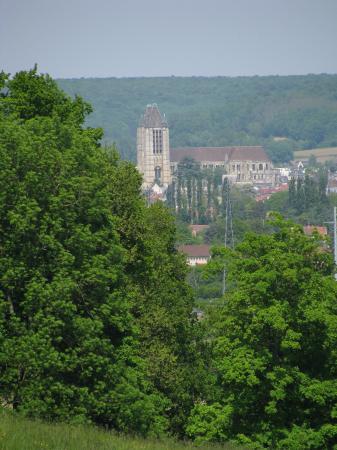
[1,0,337,79]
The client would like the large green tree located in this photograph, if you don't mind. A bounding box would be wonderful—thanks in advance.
[0,69,198,436]
[187,216,337,449]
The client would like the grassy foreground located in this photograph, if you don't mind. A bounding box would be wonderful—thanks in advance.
[0,411,242,450]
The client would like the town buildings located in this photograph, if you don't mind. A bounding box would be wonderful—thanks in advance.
[137,104,278,189]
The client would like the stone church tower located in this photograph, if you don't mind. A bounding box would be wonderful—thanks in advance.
[137,104,171,188]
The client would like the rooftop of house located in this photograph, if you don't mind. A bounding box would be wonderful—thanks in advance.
[170,146,270,163]
[328,179,337,188]
[138,104,168,128]
[258,184,288,195]
[178,244,211,258]
[303,226,328,236]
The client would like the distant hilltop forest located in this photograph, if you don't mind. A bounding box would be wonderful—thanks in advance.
[57,75,337,164]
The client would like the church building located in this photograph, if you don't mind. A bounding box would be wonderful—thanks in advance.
[137,104,277,188]
[137,104,171,188]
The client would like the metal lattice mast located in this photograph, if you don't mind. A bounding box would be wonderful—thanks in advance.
[222,177,234,295]
[223,177,234,249]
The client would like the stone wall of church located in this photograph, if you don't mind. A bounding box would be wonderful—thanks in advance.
[228,160,276,184]
[170,159,277,186]
[137,126,171,188]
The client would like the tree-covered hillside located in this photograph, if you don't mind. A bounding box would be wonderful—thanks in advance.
[57,75,337,163]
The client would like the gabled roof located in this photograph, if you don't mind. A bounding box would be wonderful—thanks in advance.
[178,244,211,258]
[328,179,337,188]
[230,146,269,162]
[170,146,270,163]
[170,147,232,163]
[139,104,168,128]
[303,226,328,236]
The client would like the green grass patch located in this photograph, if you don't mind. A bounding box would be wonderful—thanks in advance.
[0,410,242,450]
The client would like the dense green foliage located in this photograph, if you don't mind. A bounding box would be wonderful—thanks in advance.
[4,68,337,450]
[167,157,227,224]
[0,69,200,436]
[180,169,333,249]
[57,75,337,162]
[188,217,337,449]
[264,170,337,227]
[184,175,337,308]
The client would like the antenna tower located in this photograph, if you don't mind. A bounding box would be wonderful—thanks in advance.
[222,177,234,295]
[223,177,234,249]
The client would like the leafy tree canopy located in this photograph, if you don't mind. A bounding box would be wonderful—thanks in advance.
[0,69,199,436]
[187,216,337,449]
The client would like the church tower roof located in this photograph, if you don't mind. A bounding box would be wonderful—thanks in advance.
[139,104,168,128]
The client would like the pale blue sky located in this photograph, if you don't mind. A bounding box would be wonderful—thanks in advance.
[1,0,337,78]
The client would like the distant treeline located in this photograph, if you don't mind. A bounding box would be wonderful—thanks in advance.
[57,75,337,163]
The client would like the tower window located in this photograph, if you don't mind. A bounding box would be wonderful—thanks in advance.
[152,129,163,154]
[154,166,161,182]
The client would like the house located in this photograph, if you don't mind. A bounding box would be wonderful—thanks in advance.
[255,183,288,202]
[327,179,337,194]
[303,226,328,237]
[178,244,211,266]
[290,161,305,180]
[275,167,291,182]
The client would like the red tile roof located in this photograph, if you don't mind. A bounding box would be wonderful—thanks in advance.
[328,179,337,188]
[230,146,269,162]
[178,244,211,257]
[170,146,270,163]
[303,226,328,236]
[255,194,271,202]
